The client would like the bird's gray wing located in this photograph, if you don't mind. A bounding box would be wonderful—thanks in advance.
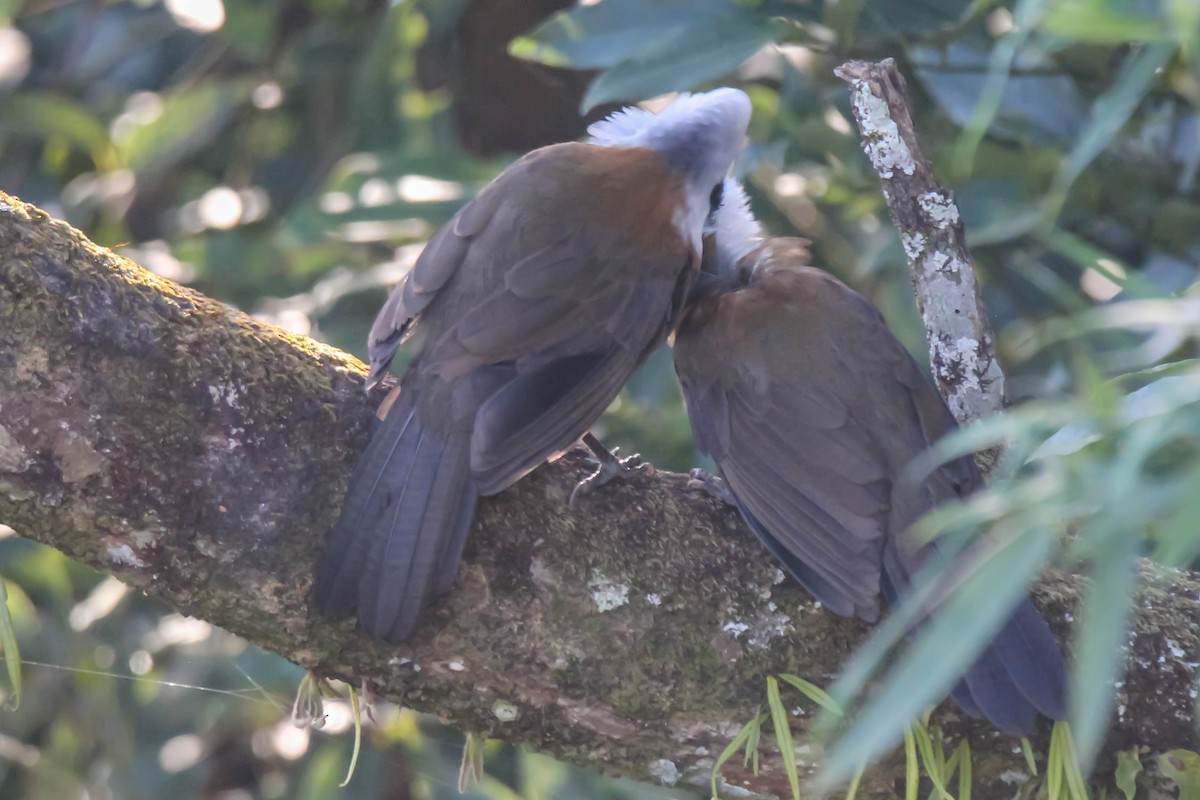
[677,264,936,620]
[408,143,697,495]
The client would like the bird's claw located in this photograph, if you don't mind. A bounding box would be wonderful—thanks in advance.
[686,468,738,507]
[569,447,651,509]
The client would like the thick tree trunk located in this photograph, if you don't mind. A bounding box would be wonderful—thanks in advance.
[0,191,1197,798]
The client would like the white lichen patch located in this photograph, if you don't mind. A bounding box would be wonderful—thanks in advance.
[447,660,465,672]
[748,611,793,648]
[130,528,159,549]
[901,232,927,261]
[999,769,1029,785]
[930,330,987,421]
[491,700,519,722]
[917,191,960,228]
[107,542,145,568]
[588,570,629,612]
[703,780,758,798]
[722,621,751,638]
[14,347,49,383]
[928,251,952,274]
[0,424,29,473]
[722,609,794,649]
[648,758,681,787]
[772,568,786,585]
[207,381,242,407]
[849,81,915,179]
[645,593,662,606]
[52,429,105,483]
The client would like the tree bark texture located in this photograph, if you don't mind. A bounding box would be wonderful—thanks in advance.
[0,190,1196,798]
[836,59,1007,430]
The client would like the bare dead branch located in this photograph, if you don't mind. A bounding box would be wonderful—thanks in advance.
[836,59,1006,429]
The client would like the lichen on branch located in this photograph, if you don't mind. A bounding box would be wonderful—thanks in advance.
[836,59,1006,428]
[0,187,1196,799]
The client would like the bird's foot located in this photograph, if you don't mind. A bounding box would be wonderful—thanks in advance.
[569,434,652,509]
[686,468,738,507]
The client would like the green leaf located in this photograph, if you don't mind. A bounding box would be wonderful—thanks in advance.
[0,93,117,171]
[904,726,919,800]
[1114,748,1141,800]
[908,403,1078,481]
[116,81,251,177]
[711,711,766,798]
[291,671,325,728]
[746,709,763,774]
[1034,374,1200,460]
[1058,723,1091,800]
[824,0,871,47]
[514,0,780,109]
[1038,226,1161,300]
[949,0,1056,178]
[956,740,972,800]
[0,579,19,709]
[778,673,843,716]
[1021,737,1039,777]
[1069,522,1139,771]
[816,526,1057,788]
[1042,0,1171,43]
[459,732,485,793]
[1041,42,1177,226]
[910,724,953,800]
[513,0,742,69]
[1150,465,1200,567]
[580,18,775,110]
[1156,750,1200,800]
[845,764,864,800]
[766,676,801,800]
[339,685,363,787]
[1048,723,1064,800]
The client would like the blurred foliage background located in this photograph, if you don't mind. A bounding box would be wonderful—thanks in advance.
[0,0,1198,796]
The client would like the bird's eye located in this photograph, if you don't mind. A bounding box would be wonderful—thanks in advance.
[708,182,724,212]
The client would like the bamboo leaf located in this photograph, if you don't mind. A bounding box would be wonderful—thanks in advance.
[957,741,972,800]
[779,673,843,716]
[338,685,363,788]
[1070,528,1139,771]
[711,712,766,799]
[905,726,919,800]
[0,580,19,709]
[1021,737,1039,777]
[911,723,954,800]
[1041,42,1177,226]
[818,527,1055,787]
[767,677,801,800]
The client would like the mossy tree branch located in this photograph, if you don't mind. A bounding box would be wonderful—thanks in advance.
[0,192,1196,798]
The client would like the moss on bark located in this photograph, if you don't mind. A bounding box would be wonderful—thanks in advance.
[1,192,1197,798]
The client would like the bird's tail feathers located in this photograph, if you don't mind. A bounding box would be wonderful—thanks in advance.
[953,598,1067,733]
[313,389,475,642]
[882,555,1067,735]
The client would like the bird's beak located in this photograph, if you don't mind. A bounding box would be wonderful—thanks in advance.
[700,231,720,275]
